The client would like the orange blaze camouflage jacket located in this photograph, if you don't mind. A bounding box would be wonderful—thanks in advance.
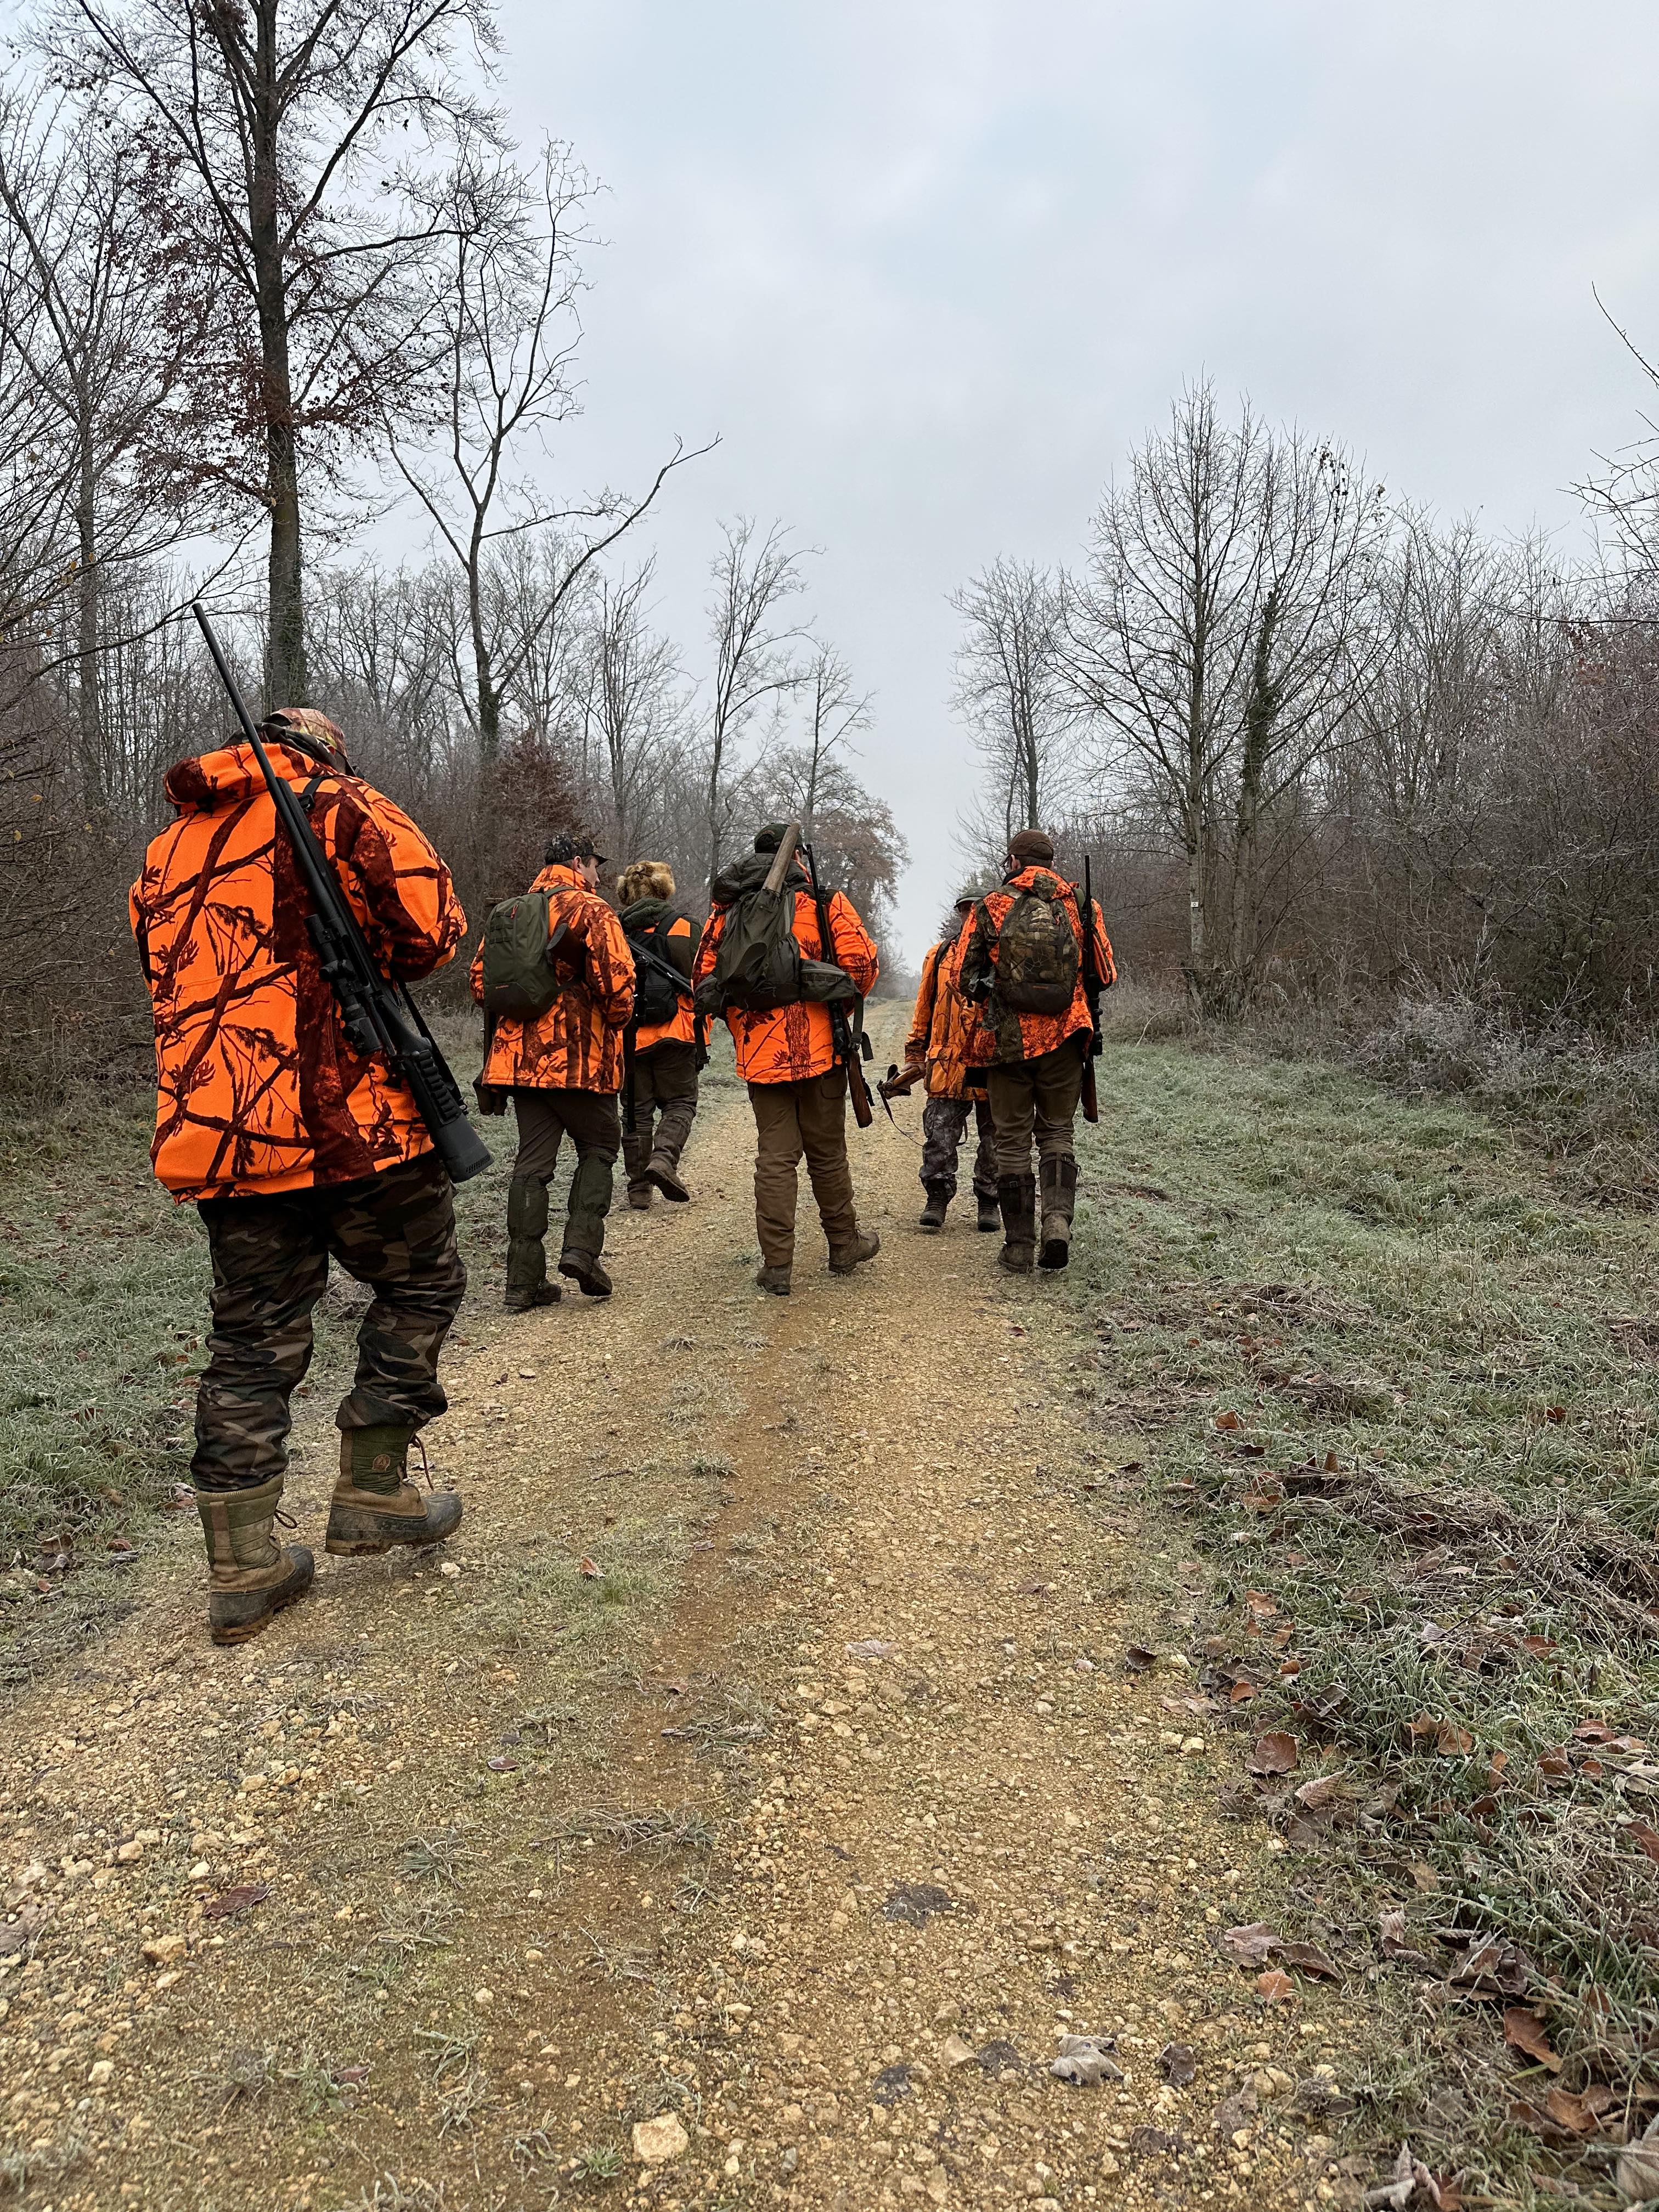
[956,866,1117,1067]
[130,741,467,1200]
[903,935,981,1099]
[470,865,635,1094]
[693,882,879,1084]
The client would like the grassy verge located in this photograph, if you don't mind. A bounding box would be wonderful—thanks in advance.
[1064,1045,1659,2207]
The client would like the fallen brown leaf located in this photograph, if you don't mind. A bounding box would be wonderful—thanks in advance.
[1279,1940,1339,1981]
[1502,2006,1561,2072]
[1543,2085,1606,2135]
[1248,1730,1300,1777]
[1256,1969,1295,2004]
[204,1882,270,1921]
[1449,1934,1533,1997]
[1294,1775,1344,1811]
[1629,1819,1659,1864]
[1222,1921,1280,1966]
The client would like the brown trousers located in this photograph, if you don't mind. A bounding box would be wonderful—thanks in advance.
[747,1065,858,1267]
[622,1040,700,1195]
[987,1035,1086,1177]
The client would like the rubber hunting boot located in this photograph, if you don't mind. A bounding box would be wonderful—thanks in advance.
[1039,1156,1079,1271]
[918,1184,950,1232]
[504,1176,559,1310]
[326,1425,462,1556]
[628,1182,653,1211]
[194,1475,314,1646]
[977,1193,1002,1233]
[829,1228,881,1276]
[996,1173,1037,1274]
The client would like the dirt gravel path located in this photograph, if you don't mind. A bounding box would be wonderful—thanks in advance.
[1,1018,1362,2212]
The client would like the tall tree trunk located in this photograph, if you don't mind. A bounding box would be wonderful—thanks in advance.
[250,0,308,707]
[1229,586,1282,988]
[74,433,103,817]
[1185,814,1207,966]
[470,561,500,762]
[704,737,724,894]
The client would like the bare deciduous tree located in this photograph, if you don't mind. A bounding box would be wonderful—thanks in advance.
[388,132,707,772]
[951,556,1076,855]
[573,558,688,862]
[702,517,809,887]
[796,640,870,843]
[0,93,222,809]
[1059,385,1267,979]
[53,0,502,703]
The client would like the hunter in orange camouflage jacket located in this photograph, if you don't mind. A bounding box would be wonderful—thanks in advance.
[957,866,1117,1066]
[902,932,982,1099]
[694,877,879,1085]
[470,864,635,1093]
[130,713,467,1201]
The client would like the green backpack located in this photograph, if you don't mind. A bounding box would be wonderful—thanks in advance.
[696,878,803,1014]
[479,890,564,1019]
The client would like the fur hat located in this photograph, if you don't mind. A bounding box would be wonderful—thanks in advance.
[617,859,675,905]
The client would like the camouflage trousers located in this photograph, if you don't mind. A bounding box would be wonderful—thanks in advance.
[193,1152,466,1493]
[919,1094,997,1202]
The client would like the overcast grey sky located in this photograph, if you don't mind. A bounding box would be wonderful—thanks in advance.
[495,0,1659,959]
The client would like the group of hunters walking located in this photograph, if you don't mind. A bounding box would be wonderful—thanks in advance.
[128,646,1116,1647]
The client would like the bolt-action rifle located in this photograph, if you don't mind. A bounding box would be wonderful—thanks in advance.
[190,601,492,1184]
[1079,853,1103,1126]
[800,838,874,1130]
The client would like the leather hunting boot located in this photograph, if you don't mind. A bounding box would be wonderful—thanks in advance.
[829,1228,881,1276]
[194,1476,314,1646]
[326,1426,462,1556]
[628,1182,653,1211]
[647,1153,691,1203]
[977,1193,1002,1233]
[755,1263,792,1295]
[996,1173,1037,1274]
[1039,1156,1079,1271]
[918,1184,950,1232]
[558,1247,613,1297]
[504,1176,560,1310]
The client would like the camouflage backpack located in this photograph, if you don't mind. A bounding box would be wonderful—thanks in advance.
[981,872,1078,1015]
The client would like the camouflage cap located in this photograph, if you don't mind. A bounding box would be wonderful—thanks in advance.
[546,830,607,866]
[262,706,351,771]
[753,822,791,855]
